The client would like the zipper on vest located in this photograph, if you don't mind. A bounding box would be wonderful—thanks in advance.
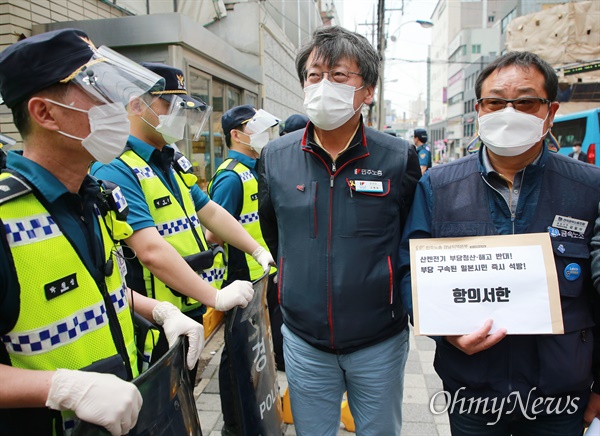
[99,280,133,380]
[481,175,516,234]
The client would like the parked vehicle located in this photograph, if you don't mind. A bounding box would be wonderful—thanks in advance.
[553,107,600,165]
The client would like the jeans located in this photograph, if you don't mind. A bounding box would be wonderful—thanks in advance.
[448,402,585,436]
[282,324,409,436]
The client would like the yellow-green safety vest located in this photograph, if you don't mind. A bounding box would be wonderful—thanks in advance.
[119,150,225,312]
[0,172,139,433]
[209,158,276,281]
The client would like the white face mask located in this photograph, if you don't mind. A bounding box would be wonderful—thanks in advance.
[303,79,362,131]
[239,130,270,154]
[46,99,129,164]
[156,113,187,144]
[478,106,549,157]
[141,100,186,144]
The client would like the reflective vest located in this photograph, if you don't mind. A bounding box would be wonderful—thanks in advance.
[209,158,276,281]
[119,150,225,312]
[0,171,139,433]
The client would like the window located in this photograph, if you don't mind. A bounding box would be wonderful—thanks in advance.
[501,9,517,34]
[488,15,495,23]
[472,44,481,54]
[187,69,211,191]
[448,92,463,106]
[552,117,587,149]
[449,45,466,63]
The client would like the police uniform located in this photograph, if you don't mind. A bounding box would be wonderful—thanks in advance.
[416,143,432,168]
[90,63,224,322]
[0,28,152,434]
[212,106,282,435]
[0,152,139,434]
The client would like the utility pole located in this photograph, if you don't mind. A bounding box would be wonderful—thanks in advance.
[377,0,385,130]
[359,6,379,126]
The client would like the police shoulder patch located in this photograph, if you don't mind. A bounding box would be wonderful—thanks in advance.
[0,173,32,204]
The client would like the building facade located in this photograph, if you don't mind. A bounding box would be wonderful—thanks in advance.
[0,0,326,190]
[425,0,597,162]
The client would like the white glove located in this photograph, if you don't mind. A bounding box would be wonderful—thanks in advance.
[215,280,254,311]
[152,301,205,370]
[46,369,142,436]
[251,246,275,274]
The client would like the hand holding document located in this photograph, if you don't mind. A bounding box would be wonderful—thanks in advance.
[410,233,563,336]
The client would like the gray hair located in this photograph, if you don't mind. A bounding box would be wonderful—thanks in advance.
[295,26,380,88]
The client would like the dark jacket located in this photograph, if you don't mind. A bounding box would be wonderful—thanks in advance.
[428,149,600,406]
[569,151,588,163]
[258,121,421,353]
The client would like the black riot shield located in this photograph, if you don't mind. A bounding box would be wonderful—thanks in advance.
[72,336,202,436]
[225,273,284,436]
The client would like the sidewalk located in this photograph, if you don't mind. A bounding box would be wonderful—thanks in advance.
[194,325,450,435]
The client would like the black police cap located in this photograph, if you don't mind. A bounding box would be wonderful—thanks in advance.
[280,113,309,135]
[140,62,206,110]
[414,128,428,143]
[221,104,257,135]
[0,28,96,109]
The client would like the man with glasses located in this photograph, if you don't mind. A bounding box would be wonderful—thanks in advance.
[258,26,421,435]
[400,51,600,434]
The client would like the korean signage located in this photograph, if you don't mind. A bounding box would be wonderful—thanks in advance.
[410,233,563,336]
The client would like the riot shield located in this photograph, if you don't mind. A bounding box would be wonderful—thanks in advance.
[225,273,284,436]
[72,336,202,436]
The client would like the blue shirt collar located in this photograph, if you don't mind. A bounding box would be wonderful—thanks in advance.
[478,143,547,176]
[6,150,98,203]
[227,149,257,169]
[128,135,158,161]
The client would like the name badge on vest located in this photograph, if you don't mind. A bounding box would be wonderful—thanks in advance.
[177,155,193,172]
[154,196,172,209]
[45,273,79,301]
[355,180,384,193]
[552,215,588,234]
[251,193,258,201]
[115,246,128,280]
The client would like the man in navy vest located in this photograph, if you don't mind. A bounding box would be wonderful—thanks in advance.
[400,51,600,434]
[259,26,421,435]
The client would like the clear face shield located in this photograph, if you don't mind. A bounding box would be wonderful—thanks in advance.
[156,94,212,144]
[46,47,166,163]
[65,46,165,107]
[242,109,280,153]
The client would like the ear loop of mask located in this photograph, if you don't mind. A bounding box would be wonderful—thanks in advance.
[45,98,89,141]
[139,98,162,130]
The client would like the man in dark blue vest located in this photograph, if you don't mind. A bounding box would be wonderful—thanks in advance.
[400,51,600,434]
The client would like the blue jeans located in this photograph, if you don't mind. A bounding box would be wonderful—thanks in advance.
[282,324,409,436]
[448,403,585,436]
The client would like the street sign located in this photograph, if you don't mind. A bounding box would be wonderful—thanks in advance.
[563,62,600,76]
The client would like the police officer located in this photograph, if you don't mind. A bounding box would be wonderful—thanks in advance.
[413,128,432,174]
[90,64,274,326]
[0,29,204,435]
[279,113,309,136]
[207,105,281,435]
